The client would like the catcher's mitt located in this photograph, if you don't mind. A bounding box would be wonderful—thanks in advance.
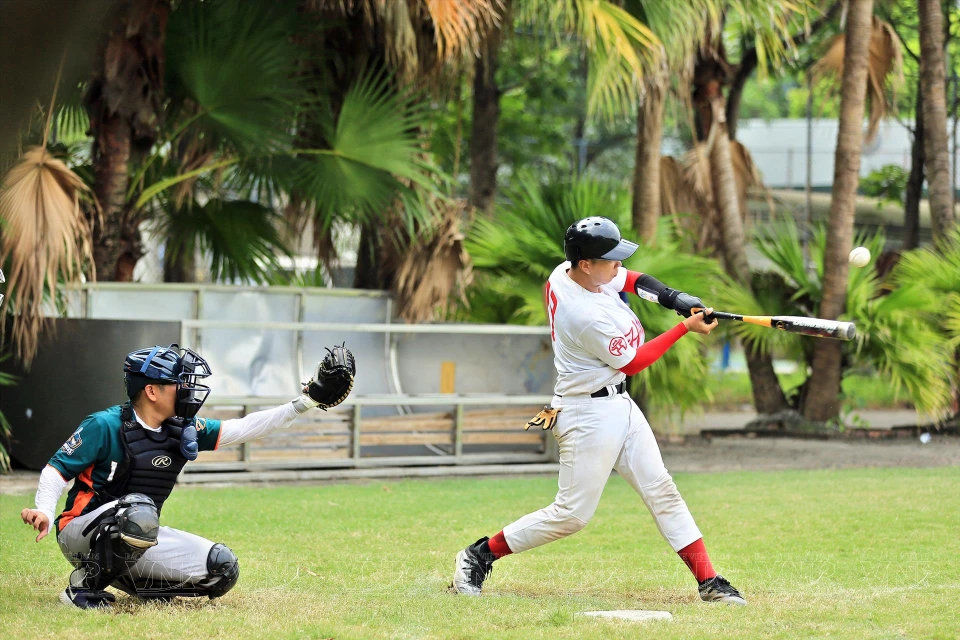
[303,343,356,410]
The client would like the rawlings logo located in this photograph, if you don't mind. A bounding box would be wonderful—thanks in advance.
[608,337,628,356]
[152,455,172,468]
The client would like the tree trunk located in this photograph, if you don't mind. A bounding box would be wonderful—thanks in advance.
[726,53,757,141]
[918,0,956,248]
[162,242,195,283]
[467,13,505,215]
[804,0,874,424]
[903,83,925,251]
[90,114,132,280]
[353,221,384,289]
[692,51,788,415]
[85,0,169,281]
[632,72,666,243]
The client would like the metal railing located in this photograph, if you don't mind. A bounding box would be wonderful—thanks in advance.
[188,393,556,474]
[63,283,558,474]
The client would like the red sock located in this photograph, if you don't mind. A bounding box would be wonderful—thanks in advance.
[487,531,513,559]
[677,538,716,583]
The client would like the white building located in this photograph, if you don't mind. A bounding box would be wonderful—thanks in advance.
[735,118,957,190]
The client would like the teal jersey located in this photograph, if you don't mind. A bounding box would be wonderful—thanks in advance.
[48,406,221,531]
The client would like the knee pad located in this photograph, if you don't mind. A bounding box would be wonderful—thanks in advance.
[116,494,160,550]
[205,543,240,599]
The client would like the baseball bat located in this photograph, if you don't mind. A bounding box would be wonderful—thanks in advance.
[694,309,857,341]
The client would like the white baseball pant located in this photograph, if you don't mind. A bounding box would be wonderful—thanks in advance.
[503,388,702,553]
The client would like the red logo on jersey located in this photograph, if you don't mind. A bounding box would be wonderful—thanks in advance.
[545,283,559,341]
[624,319,644,348]
[608,336,628,356]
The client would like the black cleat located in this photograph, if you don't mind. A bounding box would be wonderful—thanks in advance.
[450,537,495,596]
[59,586,116,610]
[698,574,747,605]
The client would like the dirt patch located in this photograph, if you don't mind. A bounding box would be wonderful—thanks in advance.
[659,434,960,473]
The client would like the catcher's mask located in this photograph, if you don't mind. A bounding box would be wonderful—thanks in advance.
[124,344,212,419]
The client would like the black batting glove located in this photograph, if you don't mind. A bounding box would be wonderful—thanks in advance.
[658,288,707,318]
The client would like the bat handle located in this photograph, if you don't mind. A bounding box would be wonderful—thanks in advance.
[692,307,716,325]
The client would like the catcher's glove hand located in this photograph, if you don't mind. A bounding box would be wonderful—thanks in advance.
[299,343,356,411]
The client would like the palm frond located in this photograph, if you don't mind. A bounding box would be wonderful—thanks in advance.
[811,16,904,144]
[0,147,95,366]
[393,199,472,322]
[421,0,502,61]
[154,198,291,284]
[165,0,306,155]
[516,0,663,121]
[290,71,444,229]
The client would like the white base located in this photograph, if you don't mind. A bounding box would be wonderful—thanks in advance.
[579,610,673,622]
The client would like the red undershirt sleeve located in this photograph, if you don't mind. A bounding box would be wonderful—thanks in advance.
[618,322,688,375]
[620,269,642,294]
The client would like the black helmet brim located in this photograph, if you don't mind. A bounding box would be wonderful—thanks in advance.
[599,239,639,261]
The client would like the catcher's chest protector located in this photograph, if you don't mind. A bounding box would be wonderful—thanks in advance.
[96,405,189,513]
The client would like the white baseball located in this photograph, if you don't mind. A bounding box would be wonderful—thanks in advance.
[848,246,871,268]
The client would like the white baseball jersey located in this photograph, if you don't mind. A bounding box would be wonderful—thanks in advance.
[545,261,645,396]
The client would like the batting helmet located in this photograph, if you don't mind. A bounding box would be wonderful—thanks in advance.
[563,217,638,264]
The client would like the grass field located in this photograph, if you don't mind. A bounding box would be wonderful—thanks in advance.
[2,467,958,639]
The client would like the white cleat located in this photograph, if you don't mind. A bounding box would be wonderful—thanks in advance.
[450,537,494,596]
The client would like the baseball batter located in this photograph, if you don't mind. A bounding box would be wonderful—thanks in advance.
[20,342,355,609]
[451,217,745,604]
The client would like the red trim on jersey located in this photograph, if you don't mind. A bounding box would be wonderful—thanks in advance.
[678,538,717,582]
[618,322,688,375]
[621,269,643,294]
[488,531,513,559]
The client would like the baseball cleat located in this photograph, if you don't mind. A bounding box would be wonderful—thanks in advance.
[450,537,494,596]
[59,586,116,610]
[698,575,746,605]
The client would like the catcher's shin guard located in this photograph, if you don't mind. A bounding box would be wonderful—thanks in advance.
[78,494,159,591]
[204,543,240,598]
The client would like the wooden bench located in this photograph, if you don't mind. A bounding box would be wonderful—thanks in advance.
[194,405,544,464]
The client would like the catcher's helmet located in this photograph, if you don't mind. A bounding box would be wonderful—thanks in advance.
[563,217,638,264]
[124,344,211,419]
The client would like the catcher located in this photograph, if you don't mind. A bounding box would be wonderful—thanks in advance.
[20,342,355,609]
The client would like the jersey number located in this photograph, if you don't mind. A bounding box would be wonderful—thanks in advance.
[545,283,559,341]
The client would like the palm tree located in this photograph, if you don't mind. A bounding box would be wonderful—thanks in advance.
[0,77,96,367]
[804,0,875,423]
[84,0,169,281]
[627,0,717,244]
[684,1,826,415]
[918,0,957,248]
[466,0,662,216]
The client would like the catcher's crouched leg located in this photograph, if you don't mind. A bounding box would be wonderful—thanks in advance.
[77,494,160,592]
